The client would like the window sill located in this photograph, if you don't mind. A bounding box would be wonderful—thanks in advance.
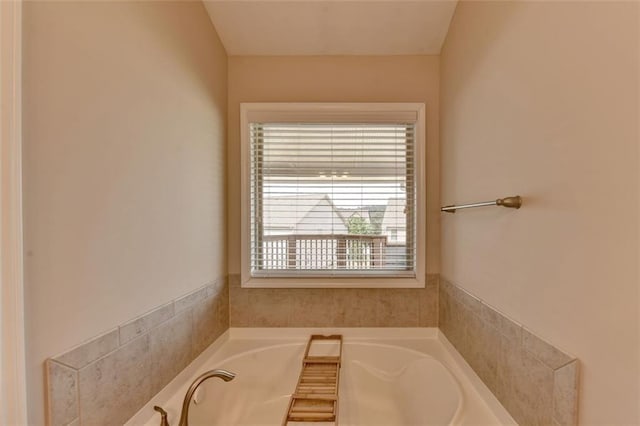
[240,275,425,289]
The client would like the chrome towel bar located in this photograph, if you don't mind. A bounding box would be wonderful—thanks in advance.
[441,196,522,213]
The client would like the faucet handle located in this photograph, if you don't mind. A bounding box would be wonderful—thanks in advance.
[153,405,170,426]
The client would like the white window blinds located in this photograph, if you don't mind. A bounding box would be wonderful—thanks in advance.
[249,122,416,277]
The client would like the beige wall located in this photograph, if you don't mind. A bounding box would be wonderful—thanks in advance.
[227,55,440,275]
[440,2,639,424]
[22,2,227,424]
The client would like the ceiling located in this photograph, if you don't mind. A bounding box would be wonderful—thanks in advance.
[203,1,458,56]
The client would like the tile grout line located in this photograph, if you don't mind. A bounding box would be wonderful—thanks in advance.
[440,275,579,426]
[553,358,578,372]
[46,276,231,426]
[48,358,78,372]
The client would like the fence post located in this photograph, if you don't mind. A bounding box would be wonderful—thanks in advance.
[287,236,297,269]
[372,238,382,268]
[337,237,346,269]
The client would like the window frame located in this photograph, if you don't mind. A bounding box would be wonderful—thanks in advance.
[240,103,426,288]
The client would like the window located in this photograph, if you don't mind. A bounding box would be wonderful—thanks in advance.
[241,103,425,288]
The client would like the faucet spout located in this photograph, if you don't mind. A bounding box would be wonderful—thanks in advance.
[177,369,236,426]
[153,406,169,426]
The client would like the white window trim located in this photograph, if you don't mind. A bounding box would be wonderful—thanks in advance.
[240,103,426,289]
[1,0,28,423]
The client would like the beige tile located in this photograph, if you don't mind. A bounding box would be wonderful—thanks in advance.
[439,276,453,295]
[48,277,229,426]
[228,278,249,326]
[335,289,378,326]
[78,335,152,426]
[375,289,419,327]
[418,283,438,327]
[289,289,333,327]
[453,285,483,316]
[192,294,219,356]
[440,276,457,294]
[175,285,210,313]
[440,277,483,317]
[522,328,573,369]
[228,274,241,288]
[426,273,439,288]
[215,281,230,336]
[497,314,522,343]
[327,290,347,326]
[119,302,174,345]
[518,350,555,425]
[149,310,194,395]
[440,291,470,356]
[210,276,226,296]
[66,418,79,426]
[495,335,521,419]
[246,288,292,326]
[288,288,374,328]
[481,303,522,342]
[54,329,119,370]
[438,285,456,343]
[553,360,579,426]
[46,360,78,426]
[452,303,473,361]
[480,302,501,330]
[230,275,430,328]
[464,312,500,393]
[439,276,576,425]
[497,336,555,426]
[326,290,348,326]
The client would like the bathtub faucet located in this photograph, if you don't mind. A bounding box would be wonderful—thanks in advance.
[153,369,236,426]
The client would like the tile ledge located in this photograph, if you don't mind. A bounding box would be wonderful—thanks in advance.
[52,328,119,370]
[228,327,439,340]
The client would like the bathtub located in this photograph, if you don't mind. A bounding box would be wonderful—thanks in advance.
[127,328,516,426]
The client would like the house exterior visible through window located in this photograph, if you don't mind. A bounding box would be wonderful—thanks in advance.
[241,103,426,288]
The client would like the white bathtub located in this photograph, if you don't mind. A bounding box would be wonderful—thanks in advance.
[127,328,516,426]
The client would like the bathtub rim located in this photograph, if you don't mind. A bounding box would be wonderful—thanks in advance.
[126,327,516,426]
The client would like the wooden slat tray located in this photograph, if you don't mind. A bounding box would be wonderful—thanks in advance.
[283,335,343,425]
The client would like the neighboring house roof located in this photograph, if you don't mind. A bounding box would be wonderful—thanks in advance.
[338,208,372,224]
[380,198,406,231]
[263,194,347,232]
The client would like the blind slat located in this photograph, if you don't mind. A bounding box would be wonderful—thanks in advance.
[250,122,416,275]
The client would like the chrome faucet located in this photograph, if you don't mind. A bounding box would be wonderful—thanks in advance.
[154,369,236,426]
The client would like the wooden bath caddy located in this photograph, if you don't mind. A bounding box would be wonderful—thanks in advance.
[283,334,343,425]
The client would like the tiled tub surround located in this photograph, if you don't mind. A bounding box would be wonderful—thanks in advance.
[229,274,439,327]
[439,277,579,426]
[46,278,229,426]
[47,273,580,426]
